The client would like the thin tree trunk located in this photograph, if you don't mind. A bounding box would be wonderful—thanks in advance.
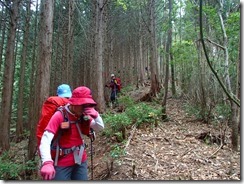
[67,0,75,86]
[216,5,239,151]
[217,1,238,151]
[170,54,176,96]
[162,0,172,120]
[16,0,31,142]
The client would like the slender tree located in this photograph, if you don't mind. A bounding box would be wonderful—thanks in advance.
[162,0,173,120]
[16,0,31,142]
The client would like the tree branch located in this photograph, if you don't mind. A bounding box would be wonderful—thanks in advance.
[205,38,225,50]
[199,0,240,107]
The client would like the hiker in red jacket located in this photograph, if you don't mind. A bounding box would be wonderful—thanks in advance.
[105,73,121,104]
[39,86,104,180]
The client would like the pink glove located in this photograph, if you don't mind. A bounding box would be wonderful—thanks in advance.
[40,161,55,180]
[84,107,98,119]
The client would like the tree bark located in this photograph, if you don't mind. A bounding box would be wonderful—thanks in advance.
[16,0,31,142]
[149,0,160,96]
[0,5,6,78]
[93,0,106,112]
[28,0,54,160]
[162,0,172,120]
[0,0,21,151]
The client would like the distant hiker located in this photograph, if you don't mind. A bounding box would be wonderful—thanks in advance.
[105,73,121,104]
[39,86,104,180]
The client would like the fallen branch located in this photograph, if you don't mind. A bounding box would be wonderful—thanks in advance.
[155,159,158,172]
[207,143,223,159]
[124,124,137,151]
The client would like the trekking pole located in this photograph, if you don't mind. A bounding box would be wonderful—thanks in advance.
[90,128,95,180]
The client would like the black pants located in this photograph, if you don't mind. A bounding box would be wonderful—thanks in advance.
[110,90,119,103]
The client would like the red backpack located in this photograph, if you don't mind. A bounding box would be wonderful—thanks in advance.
[36,96,69,147]
[116,77,122,92]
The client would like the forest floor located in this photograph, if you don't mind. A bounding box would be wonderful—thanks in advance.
[87,89,240,181]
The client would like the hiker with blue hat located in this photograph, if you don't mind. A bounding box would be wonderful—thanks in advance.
[57,84,72,98]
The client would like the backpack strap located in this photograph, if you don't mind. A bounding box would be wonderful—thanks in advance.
[73,118,86,165]
[52,107,68,166]
[52,107,87,166]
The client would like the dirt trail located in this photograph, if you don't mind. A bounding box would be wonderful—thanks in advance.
[89,97,240,180]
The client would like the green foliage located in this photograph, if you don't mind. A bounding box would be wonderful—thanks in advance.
[203,135,211,145]
[0,151,38,180]
[117,95,135,108]
[226,11,240,69]
[119,85,134,94]
[116,0,128,10]
[0,152,23,179]
[107,113,131,132]
[183,103,202,120]
[172,40,197,65]
[125,103,161,127]
[226,12,240,36]
[214,103,231,119]
[110,144,126,159]
[102,100,161,140]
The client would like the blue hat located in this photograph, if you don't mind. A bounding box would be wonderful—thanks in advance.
[57,84,72,98]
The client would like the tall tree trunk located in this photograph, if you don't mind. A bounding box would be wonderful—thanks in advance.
[199,0,240,150]
[0,5,6,79]
[149,0,160,96]
[93,0,106,112]
[0,0,21,151]
[170,54,176,96]
[52,2,61,91]
[27,0,39,133]
[138,9,145,86]
[217,1,238,151]
[237,38,240,133]
[162,0,172,120]
[28,0,54,160]
[67,0,74,86]
[16,0,31,142]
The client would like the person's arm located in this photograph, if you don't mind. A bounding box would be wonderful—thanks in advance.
[39,131,54,163]
[84,107,104,132]
[90,114,104,132]
[39,111,63,180]
[39,131,55,180]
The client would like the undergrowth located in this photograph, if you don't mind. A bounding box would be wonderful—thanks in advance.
[0,150,38,180]
[102,91,162,159]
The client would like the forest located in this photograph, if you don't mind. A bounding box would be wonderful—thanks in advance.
[0,0,240,181]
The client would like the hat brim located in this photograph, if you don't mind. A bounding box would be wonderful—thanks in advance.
[68,98,97,106]
[58,92,72,98]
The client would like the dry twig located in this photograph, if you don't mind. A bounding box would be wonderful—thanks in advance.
[124,124,137,151]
